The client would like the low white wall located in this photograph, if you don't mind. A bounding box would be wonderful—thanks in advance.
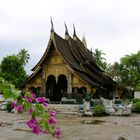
[134,91,140,98]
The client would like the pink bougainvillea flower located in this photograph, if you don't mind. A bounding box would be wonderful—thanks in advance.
[50,111,56,117]
[32,125,41,135]
[28,107,33,115]
[15,105,23,113]
[43,102,48,107]
[27,118,38,128]
[25,96,32,103]
[27,118,41,135]
[27,120,35,129]
[11,102,17,108]
[55,127,61,139]
[36,97,47,103]
[31,93,36,100]
[48,116,56,126]
[43,130,49,135]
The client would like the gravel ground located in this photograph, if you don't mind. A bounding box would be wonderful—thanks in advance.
[0,111,140,140]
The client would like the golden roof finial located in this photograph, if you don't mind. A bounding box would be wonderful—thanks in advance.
[64,22,69,35]
[73,24,76,37]
[82,33,87,48]
[73,24,77,40]
[50,17,54,32]
[64,22,69,40]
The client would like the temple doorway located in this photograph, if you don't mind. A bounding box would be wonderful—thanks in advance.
[46,74,67,101]
[57,75,67,93]
[46,75,56,101]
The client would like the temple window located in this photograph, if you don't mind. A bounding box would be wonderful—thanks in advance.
[78,87,87,94]
[72,87,79,93]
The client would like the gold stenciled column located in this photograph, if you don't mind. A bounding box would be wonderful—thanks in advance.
[67,72,72,93]
[42,66,46,96]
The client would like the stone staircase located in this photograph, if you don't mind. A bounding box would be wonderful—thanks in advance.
[48,104,80,116]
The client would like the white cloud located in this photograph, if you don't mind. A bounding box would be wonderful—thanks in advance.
[0,0,140,74]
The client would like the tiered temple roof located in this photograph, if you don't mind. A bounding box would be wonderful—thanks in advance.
[21,22,116,89]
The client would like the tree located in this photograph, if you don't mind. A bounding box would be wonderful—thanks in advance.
[106,62,122,83]
[1,54,28,87]
[0,63,2,77]
[107,51,140,90]
[92,48,110,71]
[0,48,30,87]
[120,51,140,90]
[17,48,30,66]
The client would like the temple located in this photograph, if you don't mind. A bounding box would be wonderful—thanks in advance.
[20,22,123,102]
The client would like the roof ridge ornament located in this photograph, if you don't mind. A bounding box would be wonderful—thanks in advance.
[50,17,54,32]
[82,33,87,48]
[90,46,93,54]
[64,22,69,35]
[73,24,77,40]
[64,22,69,40]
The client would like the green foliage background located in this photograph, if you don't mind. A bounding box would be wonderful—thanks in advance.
[0,49,30,87]
[93,49,140,90]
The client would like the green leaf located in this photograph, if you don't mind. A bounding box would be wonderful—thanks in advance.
[43,121,49,131]
[32,111,36,119]
[43,113,49,119]
[35,104,44,112]
[25,92,32,98]
[51,126,55,130]
[3,88,13,100]
[37,120,43,126]
[24,102,31,111]
[14,90,21,99]
[35,111,40,117]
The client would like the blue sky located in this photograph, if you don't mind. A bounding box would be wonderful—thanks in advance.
[0,0,140,74]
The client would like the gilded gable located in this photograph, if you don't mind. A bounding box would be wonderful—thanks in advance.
[45,42,64,65]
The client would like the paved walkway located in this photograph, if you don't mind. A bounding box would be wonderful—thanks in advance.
[0,111,140,140]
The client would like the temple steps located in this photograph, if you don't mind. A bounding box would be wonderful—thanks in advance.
[48,104,80,116]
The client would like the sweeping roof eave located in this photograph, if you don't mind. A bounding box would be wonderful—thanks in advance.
[19,66,42,88]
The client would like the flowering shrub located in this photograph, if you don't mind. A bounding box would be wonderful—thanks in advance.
[17,94,61,138]
[0,77,61,139]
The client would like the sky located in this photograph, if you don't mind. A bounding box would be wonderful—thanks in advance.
[0,0,140,74]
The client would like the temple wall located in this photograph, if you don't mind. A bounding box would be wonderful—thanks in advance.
[72,74,91,92]
[22,74,42,93]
